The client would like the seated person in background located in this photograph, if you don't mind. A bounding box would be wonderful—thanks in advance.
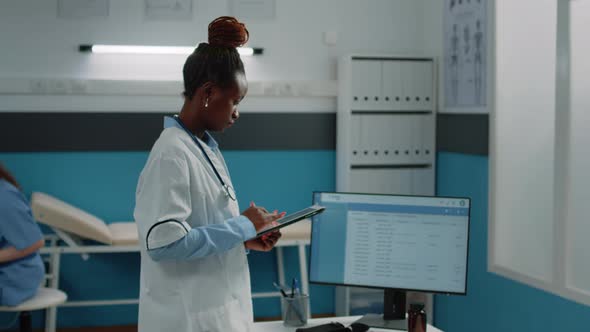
[0,163,45,306]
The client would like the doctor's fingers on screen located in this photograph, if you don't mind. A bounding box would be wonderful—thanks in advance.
[241,205,283,232]
[249,202,287,219]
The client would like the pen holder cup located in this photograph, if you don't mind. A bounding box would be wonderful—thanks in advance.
[281,294,309,327]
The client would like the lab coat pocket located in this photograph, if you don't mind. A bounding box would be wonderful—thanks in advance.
[192,298,246,332]
[144,260,180,298]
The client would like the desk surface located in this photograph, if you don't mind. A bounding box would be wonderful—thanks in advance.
[254,316,443,332]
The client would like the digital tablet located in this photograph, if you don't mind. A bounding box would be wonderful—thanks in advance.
[250,205,325,239]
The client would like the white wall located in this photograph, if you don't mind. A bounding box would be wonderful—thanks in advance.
[490,0,590,307]
[0,0,441,112]
[567,0,590,299]
[491,0,557,282]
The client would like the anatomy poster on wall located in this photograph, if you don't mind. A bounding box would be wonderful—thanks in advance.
[444,0,487,112]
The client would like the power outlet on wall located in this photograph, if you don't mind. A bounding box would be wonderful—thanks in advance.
[261,82,298,96]
[323,31,339,46]
[48,79,68,94]
[30,79,48,94]
[28,79,88,95]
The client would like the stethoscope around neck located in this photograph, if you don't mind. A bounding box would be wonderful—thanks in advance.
[174,116,237,201]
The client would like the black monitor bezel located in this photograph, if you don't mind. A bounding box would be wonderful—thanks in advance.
[309,191,471,296]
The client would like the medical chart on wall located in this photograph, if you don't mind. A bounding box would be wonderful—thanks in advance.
[443,0,487,112]
[231,0,276,20]
[145,0,192,21]
[58,0,109,19]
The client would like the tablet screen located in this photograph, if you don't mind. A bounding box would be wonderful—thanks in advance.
[253,205,325,239]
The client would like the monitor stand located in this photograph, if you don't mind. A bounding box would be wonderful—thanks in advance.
[355,289,407,330]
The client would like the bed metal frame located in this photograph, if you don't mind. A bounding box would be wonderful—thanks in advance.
[40,228,310,332]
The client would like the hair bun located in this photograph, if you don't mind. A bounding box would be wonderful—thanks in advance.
[208,16,249,48]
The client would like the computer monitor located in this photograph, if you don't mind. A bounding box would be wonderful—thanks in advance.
[310,192,470,330]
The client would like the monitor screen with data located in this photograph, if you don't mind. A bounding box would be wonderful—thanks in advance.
[310,192,470,295]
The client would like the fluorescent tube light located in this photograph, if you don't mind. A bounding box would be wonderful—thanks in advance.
[79,44,263,56]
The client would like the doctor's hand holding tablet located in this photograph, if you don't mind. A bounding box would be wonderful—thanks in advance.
[242,203,326,251]
[242,201,285,252]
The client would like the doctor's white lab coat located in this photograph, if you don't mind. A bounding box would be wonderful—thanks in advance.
[134,126,254,332]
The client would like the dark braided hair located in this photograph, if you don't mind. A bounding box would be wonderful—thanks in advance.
[183,16,249,99]
[0,163,20,190]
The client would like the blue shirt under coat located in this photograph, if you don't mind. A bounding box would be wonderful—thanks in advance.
[0,179,45,306]
[147,117,256,262]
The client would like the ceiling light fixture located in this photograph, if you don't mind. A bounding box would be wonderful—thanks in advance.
[79,44,263,56]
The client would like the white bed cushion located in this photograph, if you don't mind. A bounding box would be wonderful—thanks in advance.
[30,192,113,245]
[108,222,139,246]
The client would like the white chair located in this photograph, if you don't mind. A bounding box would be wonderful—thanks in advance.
[0,288,67,332]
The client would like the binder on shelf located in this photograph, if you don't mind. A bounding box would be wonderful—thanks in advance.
[382,61,404,111]
[350,115,362,164]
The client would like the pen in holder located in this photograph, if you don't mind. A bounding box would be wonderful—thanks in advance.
[281,293,309,327]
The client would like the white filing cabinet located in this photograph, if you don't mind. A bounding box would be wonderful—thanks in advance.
[335,55,437,322]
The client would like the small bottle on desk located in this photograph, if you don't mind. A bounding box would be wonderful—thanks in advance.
[408,303,427,332]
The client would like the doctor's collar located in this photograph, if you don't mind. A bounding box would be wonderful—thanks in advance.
[163,115,219,150]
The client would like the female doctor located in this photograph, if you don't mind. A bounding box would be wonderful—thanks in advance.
[134,17,283,332]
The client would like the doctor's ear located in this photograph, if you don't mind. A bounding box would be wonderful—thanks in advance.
[199,82,212,97]
[197,82,215,107]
